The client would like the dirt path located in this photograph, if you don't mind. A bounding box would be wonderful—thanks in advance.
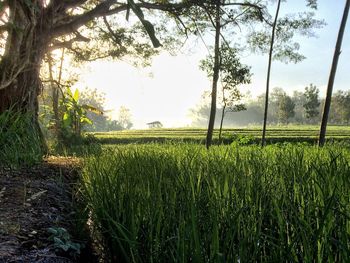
[0,157,86,263]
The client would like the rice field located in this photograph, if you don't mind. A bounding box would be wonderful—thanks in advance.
[81,143,350,262]
[91,125,350,145]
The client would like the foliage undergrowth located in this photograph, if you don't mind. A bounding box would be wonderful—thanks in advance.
[52,134,102,157]
[47,227,83,258]
[82,144,350,262]
[0,110,44,168]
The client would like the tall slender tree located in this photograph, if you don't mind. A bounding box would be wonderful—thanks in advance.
[249,0,322,145]
[205,0,221,149]
[200,44,250,143]
[202,0,322,147]
[319,0,350,146]
[199,2,265,148]
[261,0,281,147]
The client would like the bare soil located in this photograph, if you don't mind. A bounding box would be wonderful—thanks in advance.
[0,157,92,263]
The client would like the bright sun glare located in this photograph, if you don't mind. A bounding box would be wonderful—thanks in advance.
[75,52,209,128]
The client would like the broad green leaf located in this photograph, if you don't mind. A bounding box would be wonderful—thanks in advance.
[82,104,104,115]
[73,88,79,102]
[81,117,92,124]
[66,87,73,98]
[53,237,64,246]
[60,244,70,252]
[62,113,72,127]
[63,112,70,121]
[47,227,58,235]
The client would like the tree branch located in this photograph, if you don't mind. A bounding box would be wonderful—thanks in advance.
[48,0,89,12]
[174,15,191,39]
[51,0,201,38]
[50,32,90,50]
[103,16,123,46]
[50,0,265,47]
[51,0,122,38]
[67,46,111,61]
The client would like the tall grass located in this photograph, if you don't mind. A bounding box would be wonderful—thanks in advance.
[82,144,350,262]
[0,110,44,168]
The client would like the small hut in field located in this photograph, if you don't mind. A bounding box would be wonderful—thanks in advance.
[146,121,163,129]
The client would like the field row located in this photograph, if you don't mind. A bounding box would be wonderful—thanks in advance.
[91,126,350,144]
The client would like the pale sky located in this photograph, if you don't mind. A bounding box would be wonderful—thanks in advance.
[75,0,350,129]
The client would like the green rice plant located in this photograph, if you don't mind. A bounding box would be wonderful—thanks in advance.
[0,109,44,169]
[81,144,350,262]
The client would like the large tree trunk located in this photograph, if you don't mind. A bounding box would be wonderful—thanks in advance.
[319,0,350,146]
[0,62,43,115]
[205,0,221,149]
[261,0,281,147]
[0,1,49,151]
[0,2,48,113]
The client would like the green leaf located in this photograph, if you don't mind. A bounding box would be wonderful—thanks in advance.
[81,104,103,115]
[76,107,83,116]
[69,242,81,252]
[47,227,58,235]
[62,113,72,128]
[63,112,70,121]
[73,89,79,102]
[53,237,64,246]
[81,117,93,124]
[66,87,73,98]
[60,244,70,252]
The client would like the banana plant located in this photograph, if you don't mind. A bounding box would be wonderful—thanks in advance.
[60,87,102,137]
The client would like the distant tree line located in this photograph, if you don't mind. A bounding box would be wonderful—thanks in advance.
[191,85,350,127]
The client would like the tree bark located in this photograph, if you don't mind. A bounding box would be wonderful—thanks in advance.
[205,0,221,149]
[261,0,281,147]
[319,0,350,147]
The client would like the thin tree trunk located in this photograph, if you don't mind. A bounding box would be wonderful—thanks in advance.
[219,83,227,143]
[48,53,59,134]
[206,0,221,149]
[47,48,65,139]
[219,104,226,143]
[319,0,350,146]
[261,0,281,147]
